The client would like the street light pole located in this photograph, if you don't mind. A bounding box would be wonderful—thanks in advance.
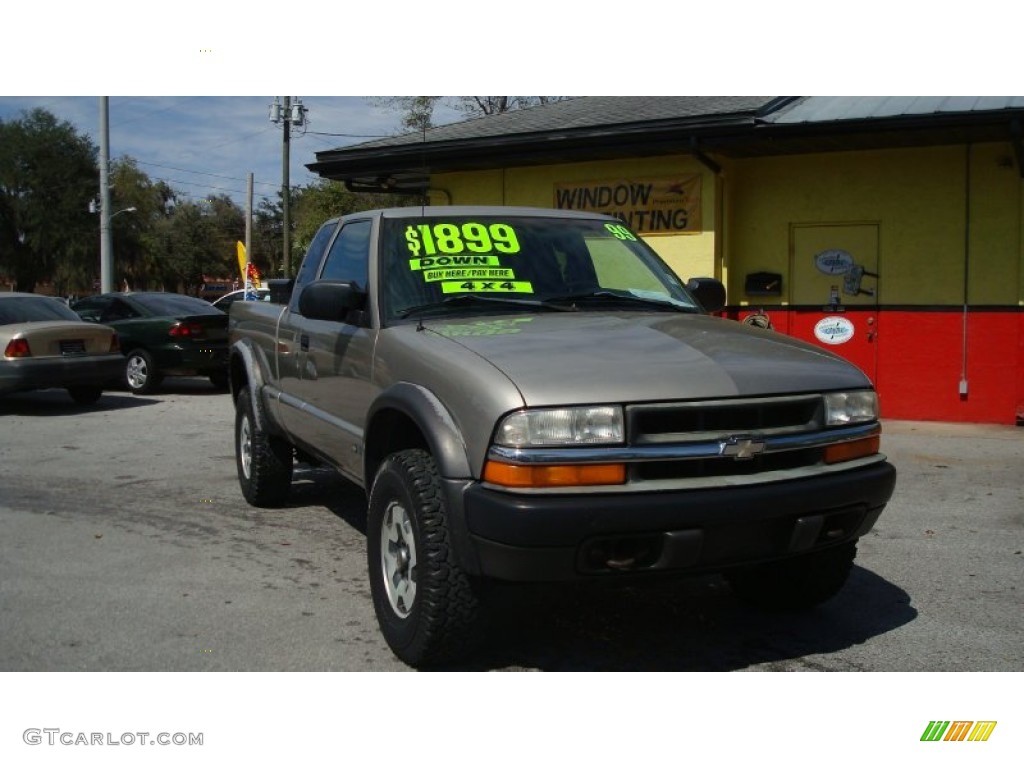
[99,97,113,293]
[282,96,290,277]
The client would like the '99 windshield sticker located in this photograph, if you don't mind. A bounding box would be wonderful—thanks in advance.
[405,222,521,257]
[604,223,638,241]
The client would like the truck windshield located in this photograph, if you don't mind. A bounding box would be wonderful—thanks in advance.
[379,214,700,323]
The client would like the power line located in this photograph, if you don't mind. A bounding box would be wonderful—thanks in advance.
[133,159,280,190]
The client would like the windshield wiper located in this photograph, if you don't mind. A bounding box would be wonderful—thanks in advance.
[397,293,574,319]
[541,291,698,313]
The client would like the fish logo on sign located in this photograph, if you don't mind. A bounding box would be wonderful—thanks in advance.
[814,316,855,345]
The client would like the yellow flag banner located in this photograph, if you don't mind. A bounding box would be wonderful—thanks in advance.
[236,242,247,283]
[554,175,702,234]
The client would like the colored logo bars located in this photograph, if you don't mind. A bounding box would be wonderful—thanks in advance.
[921,721,997,742]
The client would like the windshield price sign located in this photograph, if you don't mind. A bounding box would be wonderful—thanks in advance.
[405,222,521,257]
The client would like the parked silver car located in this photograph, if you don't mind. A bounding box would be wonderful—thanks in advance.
[0,293,124,404]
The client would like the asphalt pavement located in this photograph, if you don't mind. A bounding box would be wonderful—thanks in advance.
[0,382,1021,672]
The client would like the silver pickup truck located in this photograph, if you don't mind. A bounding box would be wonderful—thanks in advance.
[228,206,896,667]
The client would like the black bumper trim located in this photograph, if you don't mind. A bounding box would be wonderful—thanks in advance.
[462,462,895,581]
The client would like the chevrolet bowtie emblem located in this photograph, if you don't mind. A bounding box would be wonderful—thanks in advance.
[719,436,766,460]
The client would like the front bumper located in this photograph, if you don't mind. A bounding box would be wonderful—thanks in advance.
[457,461,896,581]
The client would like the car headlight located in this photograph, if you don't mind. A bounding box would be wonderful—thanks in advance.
[824,391,878,426]
[495,406,624,447]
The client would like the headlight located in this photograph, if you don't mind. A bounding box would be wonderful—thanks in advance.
[824,391,878,425]
[495,406,624,447]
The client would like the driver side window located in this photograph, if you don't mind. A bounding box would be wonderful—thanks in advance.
[320,220,371,288]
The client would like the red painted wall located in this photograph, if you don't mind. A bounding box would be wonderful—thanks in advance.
[726,308,1023,425]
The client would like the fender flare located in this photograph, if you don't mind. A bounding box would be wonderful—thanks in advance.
[364,382,471,480]
[229,339,273,433]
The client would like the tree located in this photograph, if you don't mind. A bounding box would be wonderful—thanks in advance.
[451,97,570,116]
[149,195,244,295]
[370,97,572,134]
[109,156,177,291]
[290,179,414,262]
[0,108,98,293]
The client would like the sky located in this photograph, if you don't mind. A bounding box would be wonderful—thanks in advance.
[2,5,1015,216]
[0,96,465,208]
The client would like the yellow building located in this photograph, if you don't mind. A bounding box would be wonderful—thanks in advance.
[310,97,1024,425]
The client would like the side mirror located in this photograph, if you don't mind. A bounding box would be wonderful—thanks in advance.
[268,278,294,305]
[686,277,726,314]
[298,280,366,322]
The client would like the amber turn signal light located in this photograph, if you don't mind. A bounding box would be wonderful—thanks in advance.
[483,461,626,488]
[824,433,880,464]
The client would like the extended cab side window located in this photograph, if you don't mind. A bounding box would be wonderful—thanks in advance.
[320,220,371,289]
[290,220,339,312]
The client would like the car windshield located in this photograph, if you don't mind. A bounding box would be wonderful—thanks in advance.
[131,293,224,316]
[380,214,700,322]
[0,296,82,324]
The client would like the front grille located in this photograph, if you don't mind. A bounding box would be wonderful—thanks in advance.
[632,447,824,481]
[626,395,826,482]
[628,395,822,443]
[59,339,86,356]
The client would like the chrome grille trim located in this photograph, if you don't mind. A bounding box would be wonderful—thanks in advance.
[487,422,879,465]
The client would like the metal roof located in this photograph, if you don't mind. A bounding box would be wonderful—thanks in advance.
[308,96,1024,191]
[765,96,1024,123]
[342,97,781,151]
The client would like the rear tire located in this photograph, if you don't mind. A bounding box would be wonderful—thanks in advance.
[235,386,293,507]
[726,541,858,610]
[67,386,103,405]
[124,349,161,395]
[367,448,484,667]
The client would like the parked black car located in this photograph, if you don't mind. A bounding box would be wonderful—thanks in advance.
[72,292,229,394]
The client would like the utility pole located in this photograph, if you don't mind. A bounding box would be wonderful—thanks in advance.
[99,97,113,293]
[245,172,253,297]
[269,97,306,277]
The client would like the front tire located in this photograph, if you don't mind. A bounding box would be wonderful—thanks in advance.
[124,349,161,395]
[367,449,484,667]
[235,386,293,507]
[726,541,858,610]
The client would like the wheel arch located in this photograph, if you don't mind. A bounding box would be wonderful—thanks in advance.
[364,382,472,484]
[229,339,272,432]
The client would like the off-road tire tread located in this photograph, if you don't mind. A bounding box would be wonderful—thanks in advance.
[236,386,293,507]
[369,449,484,667]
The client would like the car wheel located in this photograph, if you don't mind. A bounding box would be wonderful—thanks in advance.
[67,386,103,405]
[124,349,161,395]
[367,448,485,667]
[726,541,858,610]
[235,386,293,507]
[209,371,229,391]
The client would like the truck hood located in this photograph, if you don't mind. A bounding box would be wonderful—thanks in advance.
[421,312,871,405]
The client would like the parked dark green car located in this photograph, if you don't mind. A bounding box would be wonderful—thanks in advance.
[71,292,229,394]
